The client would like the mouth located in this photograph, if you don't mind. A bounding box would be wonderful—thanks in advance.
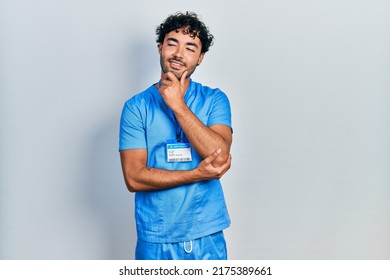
[168,59,185,70]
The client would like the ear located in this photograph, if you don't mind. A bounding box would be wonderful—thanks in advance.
[197,53,205,66]
[158,43,162,54]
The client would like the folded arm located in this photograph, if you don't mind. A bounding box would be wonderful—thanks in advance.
[120,148,231,192]
[174,109,232,167]
[158,71,232,167]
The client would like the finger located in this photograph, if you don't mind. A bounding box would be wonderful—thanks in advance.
[228,154,232,165]
[159,79,174,93]
[160,79,172,88]
[203,148,222,164]
[216,155,232,177]
[166,71,179,83]
[180,71,188,85]
[219,167,229,178]
[221,154,232,170]
[161,73,172,83]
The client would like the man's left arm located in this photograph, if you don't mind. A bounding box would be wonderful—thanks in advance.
[159,71,232,167]
[174,108,232,167]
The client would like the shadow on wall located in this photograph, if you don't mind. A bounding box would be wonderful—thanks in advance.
[85,39,157,259]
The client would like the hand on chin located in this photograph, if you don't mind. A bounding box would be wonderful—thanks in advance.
[169,69,184,80]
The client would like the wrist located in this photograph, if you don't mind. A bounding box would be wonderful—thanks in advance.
[188,168,201,183]
[171,102,188,115]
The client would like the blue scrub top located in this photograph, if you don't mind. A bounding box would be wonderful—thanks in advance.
[119,80,232,243]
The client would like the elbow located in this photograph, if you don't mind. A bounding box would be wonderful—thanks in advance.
[212,142,231,167]
[124,179,136,193]
[212,157,228,167]
[211,151,231,168]
[126,184,136,193]
[124,175,142,193]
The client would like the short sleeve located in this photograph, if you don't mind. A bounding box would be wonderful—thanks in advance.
[207,89,232,129]
[119,98,147,151]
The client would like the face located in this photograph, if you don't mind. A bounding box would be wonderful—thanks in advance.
[158,28,204,80]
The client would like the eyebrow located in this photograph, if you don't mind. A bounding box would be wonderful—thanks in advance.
[166,38,199,49]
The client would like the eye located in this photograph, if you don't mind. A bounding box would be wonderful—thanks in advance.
[186,48,195,52]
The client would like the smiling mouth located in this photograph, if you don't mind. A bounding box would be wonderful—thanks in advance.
[168,59,185,70]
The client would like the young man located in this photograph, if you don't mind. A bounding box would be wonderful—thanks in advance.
[119,12,233,260]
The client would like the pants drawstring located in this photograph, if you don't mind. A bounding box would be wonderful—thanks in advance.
[183,240,193,254]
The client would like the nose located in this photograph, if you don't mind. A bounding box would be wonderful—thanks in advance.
[173,45,184,58]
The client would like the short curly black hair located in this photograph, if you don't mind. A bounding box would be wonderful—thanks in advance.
[156,11,214,53]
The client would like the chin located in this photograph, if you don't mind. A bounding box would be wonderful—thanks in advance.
[171,70,184,79]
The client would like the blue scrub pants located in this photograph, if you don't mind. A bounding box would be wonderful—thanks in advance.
[135,231,227,260]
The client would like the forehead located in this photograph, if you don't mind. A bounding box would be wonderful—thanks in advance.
[164,28,202,46]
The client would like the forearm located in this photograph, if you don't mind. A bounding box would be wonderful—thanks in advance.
[120,149,230,193]
[173,106,231,165]
[124,166,199,192]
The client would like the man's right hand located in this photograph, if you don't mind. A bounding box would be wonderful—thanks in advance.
[194,149,232,180]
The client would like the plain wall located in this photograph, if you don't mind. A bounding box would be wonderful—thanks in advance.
[1,0,389,259]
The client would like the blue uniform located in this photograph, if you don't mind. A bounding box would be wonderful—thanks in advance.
[119,80,232,258]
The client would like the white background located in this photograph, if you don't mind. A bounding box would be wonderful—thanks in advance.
[1,0,389,259]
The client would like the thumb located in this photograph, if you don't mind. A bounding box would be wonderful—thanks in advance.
[180,71,188,85]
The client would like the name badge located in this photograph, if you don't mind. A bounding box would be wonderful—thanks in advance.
[166,141,192,162]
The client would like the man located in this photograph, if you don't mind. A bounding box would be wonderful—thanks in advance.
[119,11,233,260]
